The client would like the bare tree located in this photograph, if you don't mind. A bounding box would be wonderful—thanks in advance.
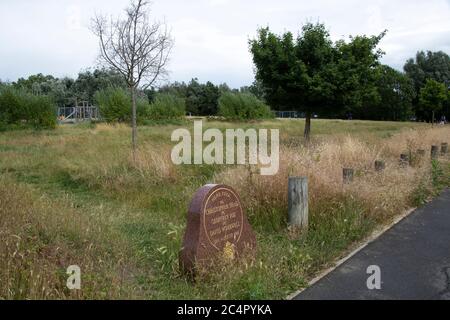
[92,0,173,156]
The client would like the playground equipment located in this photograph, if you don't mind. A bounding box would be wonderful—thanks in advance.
[57,101,100,123]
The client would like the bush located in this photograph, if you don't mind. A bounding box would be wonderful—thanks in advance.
[147,93,186,122]
[0,87,24,124]
[27,95,56,129]
[95,87,150,123]
[0,87,56,129]
[218,92,273,120]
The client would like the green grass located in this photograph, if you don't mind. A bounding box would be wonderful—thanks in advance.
[0,119,447,300]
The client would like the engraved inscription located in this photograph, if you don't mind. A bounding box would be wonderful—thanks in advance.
[203,188,244,250]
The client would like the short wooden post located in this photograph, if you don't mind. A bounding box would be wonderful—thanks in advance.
[431,146,439,160]
[343,168,354,184]
[400,154,410,167]
[288,177,308,230]
[441,143,448,155]
[375,160,385,172]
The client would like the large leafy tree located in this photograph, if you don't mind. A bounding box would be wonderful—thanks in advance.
[404,51,450,93]
[357,65,415,121]
[73,69,127,104]
[159,79,221,116]
[333,33,386,118]
[240,80,266,101]
[250,23,384,141]
[419,79,448,123]
[13,73,56,95]
[250,23,335,140]
[404,51,450,120]
[185,79,220,116]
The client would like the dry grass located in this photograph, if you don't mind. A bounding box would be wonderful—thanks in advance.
[216,126,450,226]
[0,175,145,299]
[129,143,178,182]
[0,120,448,300]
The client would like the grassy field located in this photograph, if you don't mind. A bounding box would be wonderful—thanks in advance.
[0,119,449,299]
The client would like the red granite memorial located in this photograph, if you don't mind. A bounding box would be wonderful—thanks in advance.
[179,184,257,274]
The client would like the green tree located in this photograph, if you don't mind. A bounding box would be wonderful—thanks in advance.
[419,79,448,124]
[159,81,188,98]
[250,23,385,141]
[148,93,186,122]
[250,23,335,140]
[240,79,266,101]
[404,51,450,120]
[13,73,56,95]
[200,81,220,115]
[404,51,450,93]
[73,69,127,104]
[333,32,386,118]
[95,87,150,123]
[376,66,415,121]
[184,78,220,116]
[354,65,415,121]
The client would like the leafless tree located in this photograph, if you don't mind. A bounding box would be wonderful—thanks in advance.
[92,0,173,156]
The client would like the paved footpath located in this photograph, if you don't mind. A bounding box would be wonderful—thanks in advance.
[295,189,450,300]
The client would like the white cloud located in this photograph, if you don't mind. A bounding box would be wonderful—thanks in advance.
[0,0,449,87]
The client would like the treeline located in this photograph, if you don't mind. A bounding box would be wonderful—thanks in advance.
[0,70,273,128]
[0,69,127,129]
[1,28,449,130]
[157,78,272,119]
[352,51,450,122]
[249,24,450,126]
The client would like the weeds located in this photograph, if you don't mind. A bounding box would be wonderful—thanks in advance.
[0,120,448,299]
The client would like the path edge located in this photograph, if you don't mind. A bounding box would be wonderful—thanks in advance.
[286,207,417,300]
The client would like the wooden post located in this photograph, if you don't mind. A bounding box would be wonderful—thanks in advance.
[441,143,448,155]
[288,177,308,230]
[375,160,385,172]
[343,168,354,184]
[431,146,439,160]
[400,154,410,167]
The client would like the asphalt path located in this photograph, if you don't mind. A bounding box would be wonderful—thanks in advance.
[295,189,450,300]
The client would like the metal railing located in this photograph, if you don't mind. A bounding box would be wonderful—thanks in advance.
[57,103,100,123]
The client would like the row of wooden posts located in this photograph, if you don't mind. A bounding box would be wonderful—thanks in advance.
[288,142,449,231]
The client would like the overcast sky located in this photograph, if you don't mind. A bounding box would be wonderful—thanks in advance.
[0,0,449,88]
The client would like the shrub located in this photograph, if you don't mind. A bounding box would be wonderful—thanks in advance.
[95,87,150,123]
[27,95,56,129]
[0,87,25,124]
[0,87,56,129]
[147,93,186,122]
[218,92,274,120]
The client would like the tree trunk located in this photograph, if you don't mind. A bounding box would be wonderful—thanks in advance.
[304,110,311,143]
[131,86,138,161]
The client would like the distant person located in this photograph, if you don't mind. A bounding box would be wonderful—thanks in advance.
[347,112,353,120]
[440,115,447,125]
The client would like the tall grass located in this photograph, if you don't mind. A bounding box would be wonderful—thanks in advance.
[216,127,450,229]
[0,175,144,299]
[0,121,448,299]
